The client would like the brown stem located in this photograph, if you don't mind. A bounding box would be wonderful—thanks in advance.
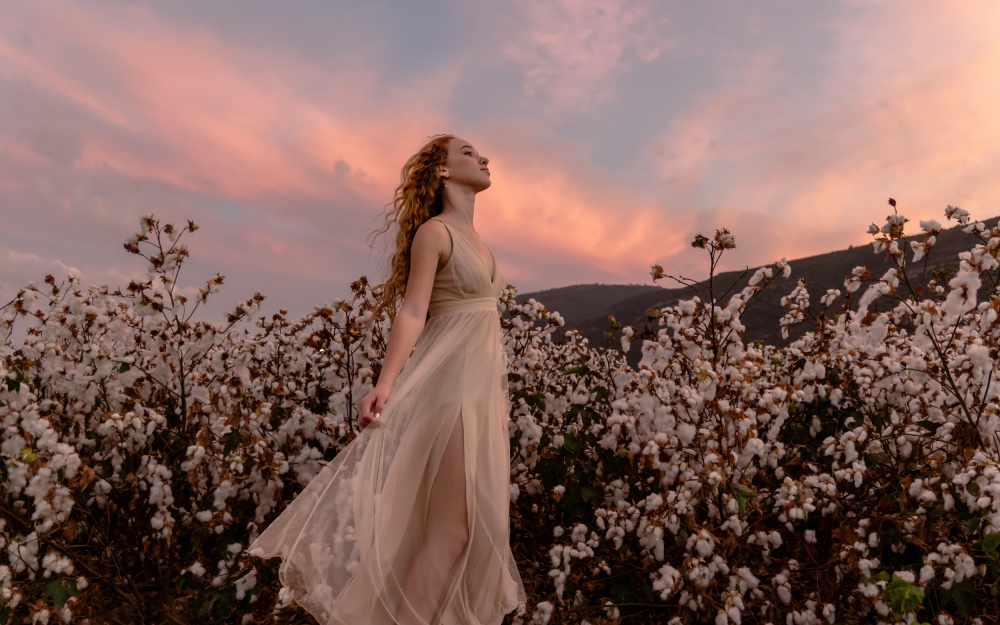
[0,503,146,619]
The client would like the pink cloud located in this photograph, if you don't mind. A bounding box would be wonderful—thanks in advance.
[1,2,459,204]
[459,126,695,287]
[4,0,687,293]
[0,3,465,307]
[503,0,663,110]
[3,0,1000,317]
[639,1,1000,275]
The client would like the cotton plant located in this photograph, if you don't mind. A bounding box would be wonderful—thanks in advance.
[3,206,1000,624]
[0,217,387,623]
[506,205,1000,625]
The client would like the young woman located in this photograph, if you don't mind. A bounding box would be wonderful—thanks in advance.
[247,135,526,625]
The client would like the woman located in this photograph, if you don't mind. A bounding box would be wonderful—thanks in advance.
[247,135,526,625]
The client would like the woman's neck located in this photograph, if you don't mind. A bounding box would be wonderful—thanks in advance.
[440,187,477,229]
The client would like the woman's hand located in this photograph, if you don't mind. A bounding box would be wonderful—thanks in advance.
[358,384,391,428]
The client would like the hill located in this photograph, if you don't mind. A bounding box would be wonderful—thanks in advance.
[521,215,1000,361]
[513,283,665,328]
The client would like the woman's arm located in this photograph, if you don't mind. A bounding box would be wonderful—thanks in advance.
[358,220,450,427]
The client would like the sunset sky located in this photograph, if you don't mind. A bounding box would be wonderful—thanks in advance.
[2,0,999,319]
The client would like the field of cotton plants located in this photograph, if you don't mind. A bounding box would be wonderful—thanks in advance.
[2,205,1000,625]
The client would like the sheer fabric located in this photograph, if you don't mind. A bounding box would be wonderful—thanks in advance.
[247,217,525,625]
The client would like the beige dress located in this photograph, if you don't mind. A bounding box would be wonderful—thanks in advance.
[247,217,526,625]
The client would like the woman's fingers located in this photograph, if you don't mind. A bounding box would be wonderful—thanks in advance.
[357,393,372,427]
[360,391,377,418]
[355,388,388,429]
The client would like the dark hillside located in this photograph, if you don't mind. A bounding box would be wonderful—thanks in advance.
[514,283,664,328]
[521,216,1000,361]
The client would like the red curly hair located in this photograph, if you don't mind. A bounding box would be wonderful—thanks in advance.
[368,134,454,324]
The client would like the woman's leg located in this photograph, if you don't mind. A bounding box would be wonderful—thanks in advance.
[396,413,470,625]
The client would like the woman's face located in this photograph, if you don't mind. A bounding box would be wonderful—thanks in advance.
[440,138,490,192]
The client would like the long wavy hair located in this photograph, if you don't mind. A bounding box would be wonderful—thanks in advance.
[367,134,454,325]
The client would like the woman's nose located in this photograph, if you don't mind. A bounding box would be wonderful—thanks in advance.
[481,156,489,165]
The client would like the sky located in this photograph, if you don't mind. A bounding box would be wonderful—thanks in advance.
[2,0,1000,321]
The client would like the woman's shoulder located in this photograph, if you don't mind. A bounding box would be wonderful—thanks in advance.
[414,217,450,239]
[412,217,452,252]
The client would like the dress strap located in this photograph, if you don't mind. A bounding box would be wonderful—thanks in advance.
[428,217,456,270]
[429,216,456,238]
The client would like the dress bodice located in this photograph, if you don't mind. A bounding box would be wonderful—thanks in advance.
[426,218,503,318]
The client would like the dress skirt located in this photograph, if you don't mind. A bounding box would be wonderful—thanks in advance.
[248,217,525,625]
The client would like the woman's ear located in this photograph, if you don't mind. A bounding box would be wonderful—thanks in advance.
[436,165,449,179]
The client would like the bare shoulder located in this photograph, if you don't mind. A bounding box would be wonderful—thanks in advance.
[415,217,448,236]
[411,218,452,263]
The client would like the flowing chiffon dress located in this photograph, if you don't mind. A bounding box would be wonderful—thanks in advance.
[247,217,526,625]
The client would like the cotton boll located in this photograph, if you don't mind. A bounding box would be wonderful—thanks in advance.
[776,585,791,605]
[234,569,257,600]
[531,601,554,625]
[509,483,520,503]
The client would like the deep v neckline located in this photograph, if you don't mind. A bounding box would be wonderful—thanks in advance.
[434,218,497,285]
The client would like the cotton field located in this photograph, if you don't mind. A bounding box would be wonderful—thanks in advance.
[2,207,1000,624]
